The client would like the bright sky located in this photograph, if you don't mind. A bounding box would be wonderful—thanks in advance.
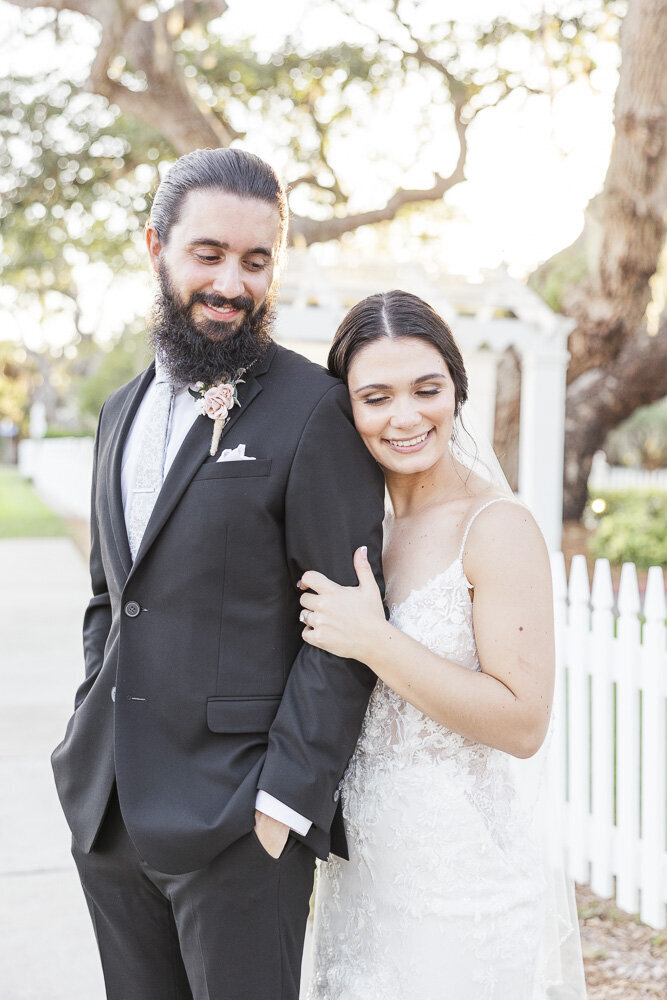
[1,0,620,349]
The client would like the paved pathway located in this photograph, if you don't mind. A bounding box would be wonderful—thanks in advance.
[0,538,105,999]
[0,536,315,998]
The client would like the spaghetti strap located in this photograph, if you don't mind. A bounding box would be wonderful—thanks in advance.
[458,496,523,562]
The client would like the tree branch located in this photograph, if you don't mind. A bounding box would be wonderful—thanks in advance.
[174,0,229,31]
[290,170,464,245]
[287,173,342,198]
[7,0,239,151]
[564,0,667,382]
[563,313,667,517]
[4,0,100,16]
[388,0,461,92]
[566,316,667,440]
[310,119,346,201]
[287,173,320,191]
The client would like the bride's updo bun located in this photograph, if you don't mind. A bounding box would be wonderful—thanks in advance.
[328,290,468,418]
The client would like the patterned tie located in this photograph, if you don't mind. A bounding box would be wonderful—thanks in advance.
[127,360,176,560]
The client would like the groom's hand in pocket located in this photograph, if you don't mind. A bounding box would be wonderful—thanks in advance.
[254,810,290,859]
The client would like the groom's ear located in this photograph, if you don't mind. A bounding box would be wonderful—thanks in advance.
[145,225,163,275]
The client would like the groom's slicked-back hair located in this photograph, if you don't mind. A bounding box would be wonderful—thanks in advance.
[149,147,288,247]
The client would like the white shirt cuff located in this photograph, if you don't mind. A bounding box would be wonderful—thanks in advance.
[255,791,312,836]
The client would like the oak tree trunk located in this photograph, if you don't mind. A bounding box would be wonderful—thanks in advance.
[563,313,667,518]
[561,0,667,518]
[495,0,667,521]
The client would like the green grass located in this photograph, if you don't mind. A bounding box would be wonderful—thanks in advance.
[0,466,68,538]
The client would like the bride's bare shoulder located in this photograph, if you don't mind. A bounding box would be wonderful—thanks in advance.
[454,473,508,521]
[461,497,549,585]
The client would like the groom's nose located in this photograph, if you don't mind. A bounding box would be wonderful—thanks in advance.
[211,260,246,301]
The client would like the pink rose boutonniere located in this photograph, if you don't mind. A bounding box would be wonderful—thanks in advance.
[189,370,246,456]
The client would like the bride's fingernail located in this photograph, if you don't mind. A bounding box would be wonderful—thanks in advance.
[296,579,302,589]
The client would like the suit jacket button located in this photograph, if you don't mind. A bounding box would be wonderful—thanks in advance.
[332,788,340,803]
[124,601,141,618]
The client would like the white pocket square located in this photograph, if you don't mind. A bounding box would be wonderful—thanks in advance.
[216,444,257,463]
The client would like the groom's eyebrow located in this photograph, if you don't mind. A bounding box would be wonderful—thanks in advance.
[187,238,273,258]
[353,373,446,393]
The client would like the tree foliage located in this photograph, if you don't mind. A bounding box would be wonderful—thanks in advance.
[3,0,666,528]
[74,320,152,431]
[0,65,168,316]
[1,0,622,313]
[587,489,667,567]
[0,342,40,430]
[604,399,667,469]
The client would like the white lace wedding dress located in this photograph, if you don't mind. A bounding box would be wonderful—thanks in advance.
[306,499,551,1000]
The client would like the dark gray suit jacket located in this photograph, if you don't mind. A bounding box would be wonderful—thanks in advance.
[52,342,385,875]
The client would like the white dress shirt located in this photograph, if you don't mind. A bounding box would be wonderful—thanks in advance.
[121,372,311,837]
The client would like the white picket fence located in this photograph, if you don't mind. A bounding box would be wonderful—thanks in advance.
[589,451,667,492]
[17,436,94,520]
[551,553,667,928]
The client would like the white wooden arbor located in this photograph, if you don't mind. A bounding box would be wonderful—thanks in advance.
[275,252,573,551]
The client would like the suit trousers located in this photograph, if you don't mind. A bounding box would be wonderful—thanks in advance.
[71,789,316,1000]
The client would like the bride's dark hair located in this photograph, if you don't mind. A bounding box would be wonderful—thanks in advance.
[328,290,468,417]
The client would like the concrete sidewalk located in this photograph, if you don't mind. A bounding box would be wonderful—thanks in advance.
[0,537,315,998]
[0,538,105,1000]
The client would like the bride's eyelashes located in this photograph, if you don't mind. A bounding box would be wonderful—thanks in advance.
[363,388,442,406]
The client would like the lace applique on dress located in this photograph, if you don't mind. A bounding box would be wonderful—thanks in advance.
[307,499,547,1000]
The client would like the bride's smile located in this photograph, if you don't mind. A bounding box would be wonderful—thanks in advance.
[383,426,435,452]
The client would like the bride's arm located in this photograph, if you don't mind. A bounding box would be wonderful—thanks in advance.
[299,503,554,759]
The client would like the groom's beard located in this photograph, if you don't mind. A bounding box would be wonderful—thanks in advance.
[148,265,275,386]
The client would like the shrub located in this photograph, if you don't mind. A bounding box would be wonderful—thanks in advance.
[603,399,667,470]
[44,428,92,439]
[587,490,667,568]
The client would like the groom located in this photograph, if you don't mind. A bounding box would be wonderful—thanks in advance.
[52,147,385,1000]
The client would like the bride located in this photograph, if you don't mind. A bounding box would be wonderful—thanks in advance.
[300,291,586,999]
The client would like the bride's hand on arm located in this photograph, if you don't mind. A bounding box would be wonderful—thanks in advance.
[299,547,388,662]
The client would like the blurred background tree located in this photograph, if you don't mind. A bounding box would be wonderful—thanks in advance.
[74,321,152,432]
[603,399,667,469]
[586,488,667,567]
[0,341,39,431]
[2,0,666,522]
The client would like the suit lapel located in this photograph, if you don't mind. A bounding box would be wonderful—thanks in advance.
[106,362,156,580]
[127,343,277,580]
